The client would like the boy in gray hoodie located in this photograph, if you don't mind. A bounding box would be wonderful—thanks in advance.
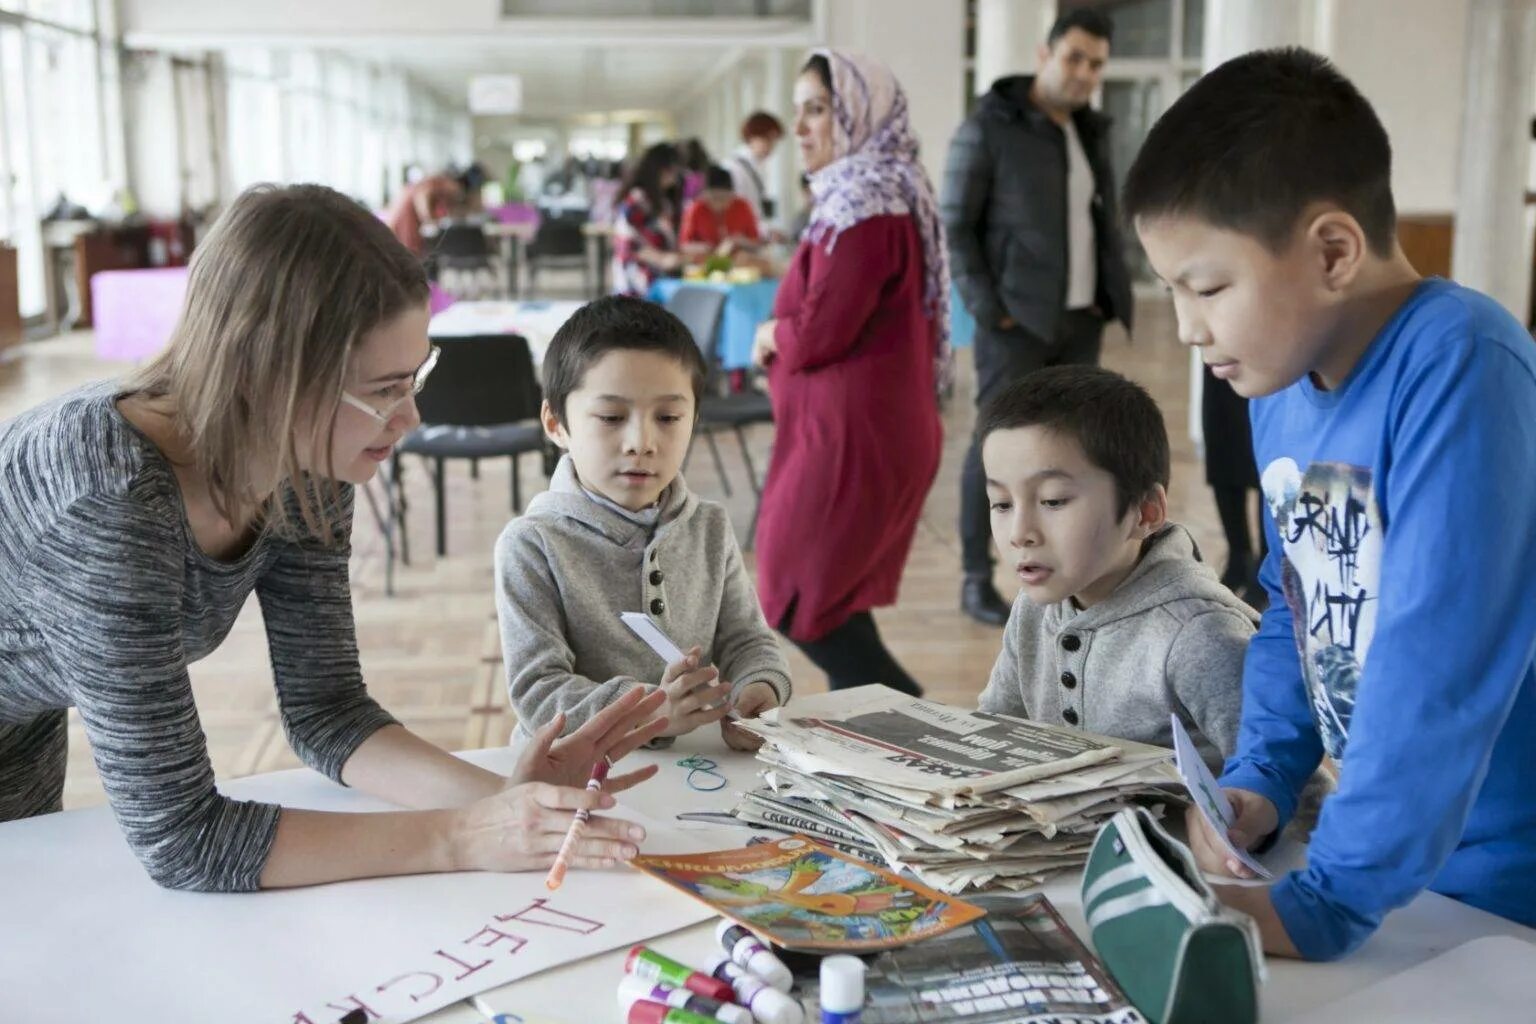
[494,296,790,749]
[976,365,1255,770]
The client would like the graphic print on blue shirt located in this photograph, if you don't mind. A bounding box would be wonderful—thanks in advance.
[1259,457,1383,761]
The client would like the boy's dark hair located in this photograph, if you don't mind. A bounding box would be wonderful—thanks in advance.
[1048,8,1114,47]
[1123,47,1397,256]
[542,295,708,426]
[978,365,1169,518]
[704,165,735,192]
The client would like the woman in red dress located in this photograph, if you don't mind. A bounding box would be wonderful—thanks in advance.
[752,49,950,695]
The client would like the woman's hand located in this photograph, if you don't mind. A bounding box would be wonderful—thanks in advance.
[721,681,779,751]
[447,781,646,873]
[657,645,733,737]
[509,686,668,794]
[1184,787,1279,879]
[752,319,779,368]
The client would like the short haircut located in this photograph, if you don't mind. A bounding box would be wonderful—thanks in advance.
[704,165,735,192]
[542,295,708,426]
[978,365,1169,518]
[1048,8,1114,47]
[1123,47,1397,256]
[741,110,785,142]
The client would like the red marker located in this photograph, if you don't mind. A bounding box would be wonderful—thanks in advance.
[545,756,612,890]
[626,946,736,1004]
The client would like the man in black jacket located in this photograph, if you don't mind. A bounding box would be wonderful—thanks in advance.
[943,8,1134,626]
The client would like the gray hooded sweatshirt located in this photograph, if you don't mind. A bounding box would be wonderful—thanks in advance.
[494,455,791,737]
[978,524,1256,771]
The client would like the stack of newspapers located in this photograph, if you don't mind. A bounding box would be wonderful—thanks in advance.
[732,686,1181,895]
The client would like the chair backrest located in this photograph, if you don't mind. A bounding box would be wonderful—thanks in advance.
[414,334,542,428]
[434,221,491,261]
[528,217,586,259]
[664,286,728,365]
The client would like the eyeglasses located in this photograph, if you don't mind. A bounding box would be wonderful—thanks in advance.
[340,345,441,426]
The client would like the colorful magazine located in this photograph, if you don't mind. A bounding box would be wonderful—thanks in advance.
[629,836,985,951]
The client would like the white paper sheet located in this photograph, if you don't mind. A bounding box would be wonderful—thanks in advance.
[1168,713,1272,880]
[0,750,713,1024]
[620,611,686,665]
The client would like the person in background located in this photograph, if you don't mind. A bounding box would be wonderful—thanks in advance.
[680,166,762,256]
[942,8,1134,627]
[1202,364,1267,607]
[728,111,786,228]
[612,143,685,297]
[385,170,463,258]
[680,139,713,203]
[751,50,948,697]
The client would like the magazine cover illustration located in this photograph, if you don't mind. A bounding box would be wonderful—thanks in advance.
[630,836,985,951]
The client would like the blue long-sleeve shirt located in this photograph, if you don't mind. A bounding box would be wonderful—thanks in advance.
[1222,277,1536,960]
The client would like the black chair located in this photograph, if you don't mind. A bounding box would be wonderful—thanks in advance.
[431,221,502,299]
[392,333,547,564]
[526,212,589,296]
[665,286,775,544]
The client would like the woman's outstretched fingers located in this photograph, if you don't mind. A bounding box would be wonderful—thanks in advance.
[604,764,660,793]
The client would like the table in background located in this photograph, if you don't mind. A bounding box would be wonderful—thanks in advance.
[648,277,780,371]
[90,265,189,362]
[427,299,583,366]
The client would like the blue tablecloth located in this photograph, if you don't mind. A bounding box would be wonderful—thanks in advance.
[650,277,977,368]
[649,278,779,370]
[949,282,976,349]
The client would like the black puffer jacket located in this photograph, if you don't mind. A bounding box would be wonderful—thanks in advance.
[940,75,1134,342]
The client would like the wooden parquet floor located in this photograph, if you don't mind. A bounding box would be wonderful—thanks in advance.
[0,278,1225,810]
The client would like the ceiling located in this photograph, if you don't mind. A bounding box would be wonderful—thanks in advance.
[364,42,742,118]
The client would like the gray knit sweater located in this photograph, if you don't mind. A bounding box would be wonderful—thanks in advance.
[977,524,1256,771]
[494,456,791,737]
[0,383,397,891]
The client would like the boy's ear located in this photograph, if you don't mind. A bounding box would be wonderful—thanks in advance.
[1136,484,1169,536]
[1307,208,1368,292]
[540,399,569,449]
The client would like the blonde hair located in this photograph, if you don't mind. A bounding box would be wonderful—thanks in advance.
[128,183,429,541]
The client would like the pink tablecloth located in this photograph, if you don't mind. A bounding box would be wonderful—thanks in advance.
[91,266,189,362]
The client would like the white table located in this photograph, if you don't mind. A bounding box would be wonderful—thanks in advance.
[4,731,1533,1024]
[427,299,583,367]
[478,738,1536,1024]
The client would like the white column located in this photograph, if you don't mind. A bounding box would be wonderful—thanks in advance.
[819,0,966,184]
[1452,0,1536,319]
[1202,0,1310,66]
[973,0,1056,95]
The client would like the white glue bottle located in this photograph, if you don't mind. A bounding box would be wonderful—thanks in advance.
[703,954,805,1024]
[818,956,866,1024]
[715,920,794,993]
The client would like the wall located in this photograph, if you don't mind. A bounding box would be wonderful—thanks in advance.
[1326,0,1469,215]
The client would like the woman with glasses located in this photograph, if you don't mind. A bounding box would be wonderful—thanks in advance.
[0,185,666,892]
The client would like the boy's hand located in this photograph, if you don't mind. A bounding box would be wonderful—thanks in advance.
[721,681,779,751]
[657,645,732,737]
[1185,787,1279,879]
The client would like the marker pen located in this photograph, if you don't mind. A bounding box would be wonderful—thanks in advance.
[627,1000,724,1024]
[715,920,793,992]
[627,945,737,1004]
[704,954,805,1024]
[618,974,752,1024]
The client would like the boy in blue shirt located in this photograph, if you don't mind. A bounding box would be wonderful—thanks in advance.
[1123,48,1536,961]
